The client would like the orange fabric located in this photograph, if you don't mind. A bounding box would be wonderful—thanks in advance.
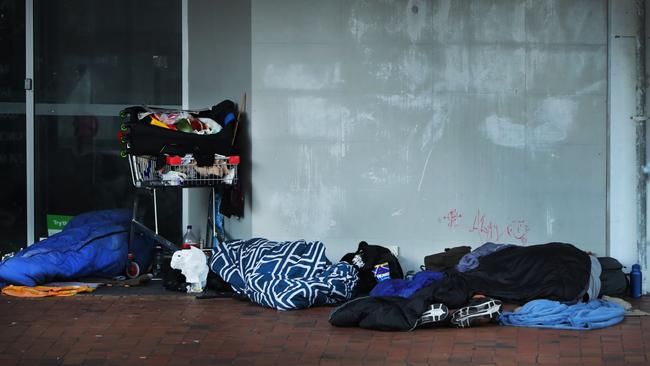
[1,285,95,297]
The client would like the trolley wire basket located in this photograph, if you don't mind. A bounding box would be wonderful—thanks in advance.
[129,153,239,188]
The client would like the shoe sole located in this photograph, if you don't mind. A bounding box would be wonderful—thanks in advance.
[413,303,448,330]
[450,299,502,328]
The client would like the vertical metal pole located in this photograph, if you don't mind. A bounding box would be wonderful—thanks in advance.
[25,0,35,246]
[153,189,159,234]
[130,192,139,250]
[182,0,188,111]
[181,0,190,232]
[636,0,648,278]
[606,0,611,257]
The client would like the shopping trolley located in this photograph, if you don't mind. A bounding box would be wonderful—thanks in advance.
[119,97,244,278]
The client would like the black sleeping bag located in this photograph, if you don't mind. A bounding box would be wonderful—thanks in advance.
[329,295,432,331]
[459,242,591,304]
[330,242,591,331]
[125,122,236,158]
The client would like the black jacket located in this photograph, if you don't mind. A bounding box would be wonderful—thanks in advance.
[341,241,404,296]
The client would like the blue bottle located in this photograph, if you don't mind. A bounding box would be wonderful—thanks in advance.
[630,264,642,298]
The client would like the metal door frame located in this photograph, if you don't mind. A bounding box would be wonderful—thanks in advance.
[25,0,34,246]
[24,0,189,245]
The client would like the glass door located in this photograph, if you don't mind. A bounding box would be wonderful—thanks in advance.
[33,0,183,243]
[0,0,26,255]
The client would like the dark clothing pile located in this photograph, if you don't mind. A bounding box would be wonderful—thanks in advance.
[330,242,591,331]
[340,241,403,295]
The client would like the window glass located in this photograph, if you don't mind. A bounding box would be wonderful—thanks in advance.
[34,0,181,105]
[34,0,182,244]
[0,0,26,254]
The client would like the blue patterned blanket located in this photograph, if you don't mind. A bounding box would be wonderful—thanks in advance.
[209,238,358,310]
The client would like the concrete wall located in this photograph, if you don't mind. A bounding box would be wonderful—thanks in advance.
[186,0,252,242]
[250,0,608,272]
[185,1,649,282]
[608,0,650,293]
[609,0,640,271]
[645,0,650,294]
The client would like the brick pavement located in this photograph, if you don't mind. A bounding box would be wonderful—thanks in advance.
[0,292,648,366]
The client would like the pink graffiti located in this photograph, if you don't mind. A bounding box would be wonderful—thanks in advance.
[468,209,502,242]
[439,209,462,228]
[507,220,529,244]
[439,208,529,244]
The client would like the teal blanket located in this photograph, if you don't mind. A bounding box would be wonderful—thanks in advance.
[499,299,625,330]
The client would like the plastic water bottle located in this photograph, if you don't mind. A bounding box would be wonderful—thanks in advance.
[631,264,642,298]
[182,225,199,249]
[152,245,163,279]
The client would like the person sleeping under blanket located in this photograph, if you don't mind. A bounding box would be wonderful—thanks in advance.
[329,242,594,331]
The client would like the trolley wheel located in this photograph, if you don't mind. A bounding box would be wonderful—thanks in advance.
[126,260,141,279]
[116,131,129,144]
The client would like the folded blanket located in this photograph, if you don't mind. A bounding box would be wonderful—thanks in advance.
[2,285,96,297]
[456,242,512,272]
[499,299,625,330]
[209,238,358,310]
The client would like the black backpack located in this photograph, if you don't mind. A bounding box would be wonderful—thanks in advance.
[423,246,471,273]
[341,241,404,295]
[598,257,628,297]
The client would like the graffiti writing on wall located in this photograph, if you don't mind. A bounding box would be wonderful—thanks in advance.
[438,208,529,244]
[438,208,462,228]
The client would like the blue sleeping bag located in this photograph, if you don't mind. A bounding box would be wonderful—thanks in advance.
[0,209,152,287]
[370,270,445,298]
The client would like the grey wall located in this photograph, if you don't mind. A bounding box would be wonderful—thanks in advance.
[250,0,608,272]
[187,0,252,241]
[609,0,640,269]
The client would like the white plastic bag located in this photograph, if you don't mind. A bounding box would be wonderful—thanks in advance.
[170,246,209,293]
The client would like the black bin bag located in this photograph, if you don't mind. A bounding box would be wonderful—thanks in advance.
[423,246,471,273]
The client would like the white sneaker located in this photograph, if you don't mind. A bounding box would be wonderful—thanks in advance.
[413,303,449,330]
[450,298,502,328]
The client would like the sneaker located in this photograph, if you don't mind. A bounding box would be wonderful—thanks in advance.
[450,298,502,328]
[413,303,449,329]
